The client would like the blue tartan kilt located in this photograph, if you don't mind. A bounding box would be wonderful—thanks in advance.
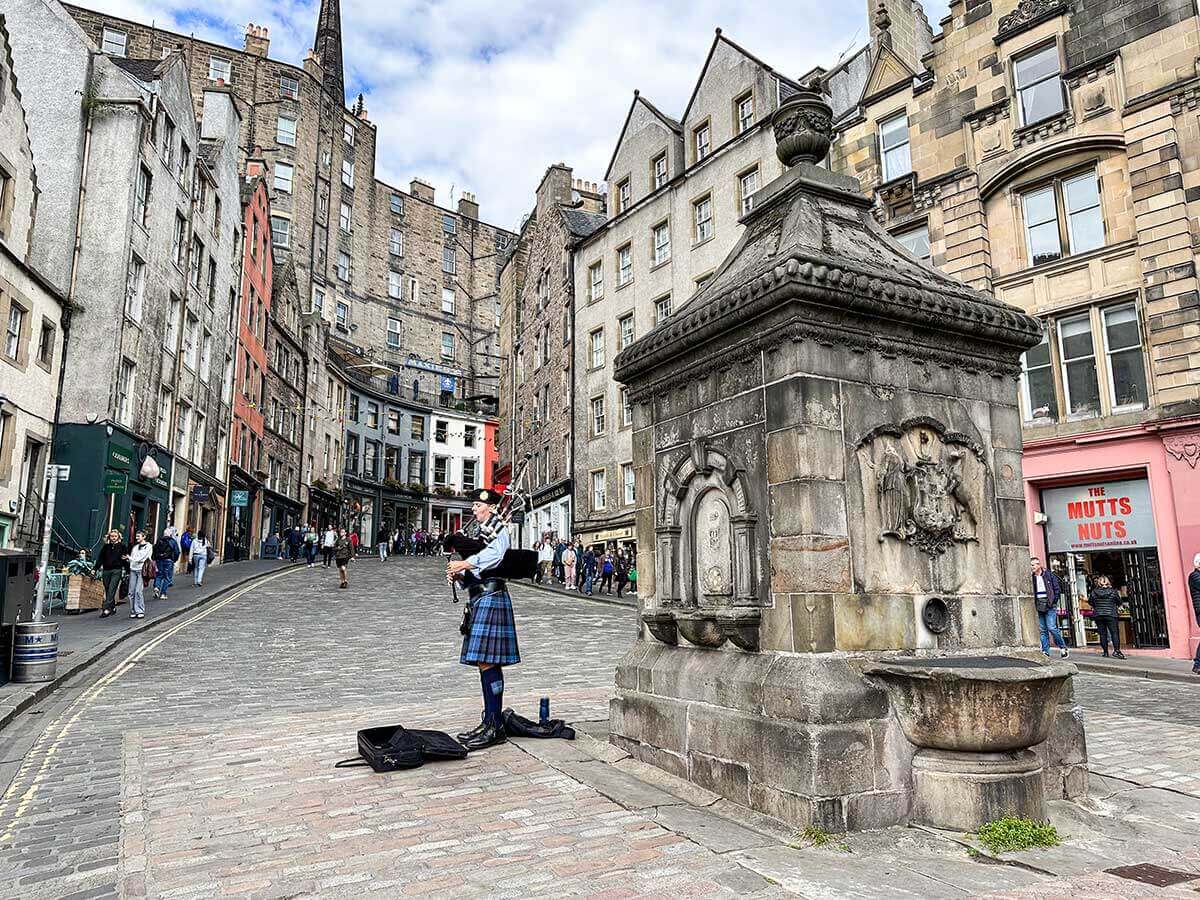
[460,587,521,666]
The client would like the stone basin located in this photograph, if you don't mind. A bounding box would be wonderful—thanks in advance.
[863,655,1074,753]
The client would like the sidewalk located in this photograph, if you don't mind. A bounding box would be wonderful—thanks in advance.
[521,574,638,608]
[0,557,296,732]
[1070,647,1200,684]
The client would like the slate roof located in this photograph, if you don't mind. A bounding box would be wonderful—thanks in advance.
[559,207,607,242]
[111,57,163,83]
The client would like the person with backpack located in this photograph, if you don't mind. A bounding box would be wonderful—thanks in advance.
[191,531,211,587]
[600,552,614,594]
[179,528,193,572]
[151,527,178,600]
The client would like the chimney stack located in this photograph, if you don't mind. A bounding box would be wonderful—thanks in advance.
[410,178,435,204]
[244,23,270,58]
[457,191,479,220]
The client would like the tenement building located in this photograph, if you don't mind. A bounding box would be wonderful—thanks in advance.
[0,13,68,551]
[7,0,242,554]
[262,259,308,538]
[571,30,870,557]
[833,0,1200,658]
[498,164,606,548]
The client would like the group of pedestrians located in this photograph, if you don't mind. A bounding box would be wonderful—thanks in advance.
[95,526,212,620]
[534,537,636,598]
[1032,555,1130,661]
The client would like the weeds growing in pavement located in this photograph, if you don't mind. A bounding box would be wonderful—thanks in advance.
[977,817,1060,854]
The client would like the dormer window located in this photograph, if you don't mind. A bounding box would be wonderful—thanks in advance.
[1014,43,1065,126]
[102,27,127,57]
[879,112,911,182]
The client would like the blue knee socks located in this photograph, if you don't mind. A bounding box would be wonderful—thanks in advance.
[480,667,504,727]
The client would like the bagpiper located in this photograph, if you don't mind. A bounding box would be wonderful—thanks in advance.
[445,488,520,750]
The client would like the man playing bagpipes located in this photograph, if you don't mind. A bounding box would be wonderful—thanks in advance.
[445,488,523,751]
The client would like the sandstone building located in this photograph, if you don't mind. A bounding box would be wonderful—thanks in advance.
[833,0,1200,658]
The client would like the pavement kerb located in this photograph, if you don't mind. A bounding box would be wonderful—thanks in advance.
[0,566,298,735]
[516,578,637,608]
[1069,657,1200,685]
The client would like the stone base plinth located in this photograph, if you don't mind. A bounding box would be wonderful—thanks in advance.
[911,748,1044,831]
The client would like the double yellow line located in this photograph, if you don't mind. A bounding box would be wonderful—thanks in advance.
[0,567,302,843]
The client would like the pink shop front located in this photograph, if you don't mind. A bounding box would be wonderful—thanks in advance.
[1024,423,1200,659]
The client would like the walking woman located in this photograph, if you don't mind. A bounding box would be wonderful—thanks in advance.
[191,531,210,587]
[127,531,152,620]
[1090,575,1126,659]
[562,544,576,590]
[334,527,353,589]
[98,530,129,618]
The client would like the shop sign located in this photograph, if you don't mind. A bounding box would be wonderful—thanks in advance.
[152,469,171,491]
[532,479,572,509]
[106,445,132,471]
[1043,478,1156,552]
[192,485,211,502]
[231,490,250,507]
[439,374,457,393]
[592,526,634,542]
[103,472,128,495]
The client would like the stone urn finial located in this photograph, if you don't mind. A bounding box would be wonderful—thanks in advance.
[772,76,833,168]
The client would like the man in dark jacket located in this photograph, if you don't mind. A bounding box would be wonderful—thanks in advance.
[1190,553,1200,674]
[1032,557,1069,658]
[286,525,302,563]
[151,529,179,601]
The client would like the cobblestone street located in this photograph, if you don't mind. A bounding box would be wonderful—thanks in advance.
[2,558,1200,898]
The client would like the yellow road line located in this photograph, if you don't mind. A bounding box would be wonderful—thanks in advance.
[0,567,302,843]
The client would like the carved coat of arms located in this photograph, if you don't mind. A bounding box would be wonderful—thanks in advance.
[861,419,983,556]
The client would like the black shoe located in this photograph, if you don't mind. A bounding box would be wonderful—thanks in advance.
[1113,651,1127,659]
[456,714,488,744]
[1102,651,1110,658]
[463,722,506,751]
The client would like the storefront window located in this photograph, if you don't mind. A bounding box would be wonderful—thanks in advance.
[1057,314,1100,419]
[1102,304,1147,412]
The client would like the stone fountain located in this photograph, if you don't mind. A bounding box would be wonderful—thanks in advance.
[609,79,1088,832]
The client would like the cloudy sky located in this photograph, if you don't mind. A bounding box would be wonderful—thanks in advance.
[80,0,952,230]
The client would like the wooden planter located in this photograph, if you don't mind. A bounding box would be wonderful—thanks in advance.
[66,574,105,612]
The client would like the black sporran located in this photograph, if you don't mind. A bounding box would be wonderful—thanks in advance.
[459,602,472,635]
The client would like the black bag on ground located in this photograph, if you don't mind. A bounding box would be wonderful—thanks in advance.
[335,725,467,773]
[502,708,576,740]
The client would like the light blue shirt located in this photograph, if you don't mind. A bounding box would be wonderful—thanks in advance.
[465,523,510,577]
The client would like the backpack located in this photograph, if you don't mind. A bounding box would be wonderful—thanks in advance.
[335,725,467,773]
[180,532,193,551]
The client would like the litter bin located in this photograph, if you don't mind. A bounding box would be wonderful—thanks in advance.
[0,548,37,686]
[13,621,59,683]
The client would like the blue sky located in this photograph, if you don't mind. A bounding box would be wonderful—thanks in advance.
[82,0,954,228]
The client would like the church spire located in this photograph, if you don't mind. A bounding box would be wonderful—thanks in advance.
[312,0,345,102]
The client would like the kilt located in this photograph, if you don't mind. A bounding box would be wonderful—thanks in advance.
[460,585,521,666]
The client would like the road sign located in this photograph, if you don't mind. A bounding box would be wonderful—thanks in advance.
[231,490,250,507]
[44,464,70,482]
[103,472,128,494]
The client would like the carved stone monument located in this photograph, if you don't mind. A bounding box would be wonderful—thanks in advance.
[610,80,1087,832]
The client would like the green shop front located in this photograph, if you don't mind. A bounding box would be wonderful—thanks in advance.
[51,423,173,557]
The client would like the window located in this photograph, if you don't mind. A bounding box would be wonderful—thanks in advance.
[338,201,352,233]
[335,300,349,329]
[271,216,291,249]
[125,253,145,321]
[1020,331,1058,423]
[390,193,404,215]
[200,331,212,382]
[274,163,294,194]
[695,273,713,292]
[1021,171,1103,266]
[208,56,231,82]
[464,425,477,448]
[4,303,24,359]
[442,246,456,274]
[694,121,711,162]
[1103,304,1147,411]
[618,314,634,351]
[1057,313,1100,419]
[408,450,425,483]
[366,402,379,429]
[389,227,403,256]
[411,416,425,441]
[279,74,299,99]
[158,386,173,446]
[895,224,931,262]
[383,316,401,349]
[879,112,911,181]
[441,288,455,315]
[172,213,186,265]
[183,313,199,370]
[693,195,713,242]
[117,359,135,425]
[37,320,54,367]
[343,122,356,146]
[276,116,296,147]
[101,27,127,57]
[616,178,631,214]
[434,419,449,443]
[591,396,606,435]
[364,442,378,478]
[178,141,190,180]
[588,261,604,301]
[207,259,217,305]
[735,91,755,134]
[590,328,605,369]
[591,469,607,510]
[652,153,668,190]
[341,159,355,187]
[620,387,632,426]
[441,332,454,362]
[459,458,477,492]
[406,275,419,301]
[622,463,636,505]
[654,294,673,325]
[161,115,175,169]
[189,236,204,288]
[192,411,206,462]
[617,245,632,286]
[134,165,151,227]
[165,295,181,351]
[388,270,402,300]
[1014,43,1064,126]
[337,250,350,280]
[652,221,670,265]
[738,167,759,216]
[442,214,457,234]
[433,456,448,487]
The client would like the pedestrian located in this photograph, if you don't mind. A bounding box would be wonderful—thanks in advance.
[349,530,360,555]
[377,524,390,561]
[127,531,152,620]
[601,552,614,594]
[392,528,402,556]
[334,527,353,589]
[304,524,319,567]
[628,562,637,595]
[98,530,129,618]
[562,544,576,590]
[1089,575,1125,659]
[151,528,176,600]
[537,539,553,584]
[1190,553,1200,675]
[191,531,211,587]
[1031,557,1069,659]
[616,553,629,598]
[574,540,586,591]
[583,546,596,595]
[322,525,337,567]
[287,525,302,563]
[552,539,564,584]
[166,527,180,590]
[447,488,520,751]
[180,527,193,571]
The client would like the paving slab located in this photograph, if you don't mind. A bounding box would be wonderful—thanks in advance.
[651,803,777,853]
[554,758,687,811]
